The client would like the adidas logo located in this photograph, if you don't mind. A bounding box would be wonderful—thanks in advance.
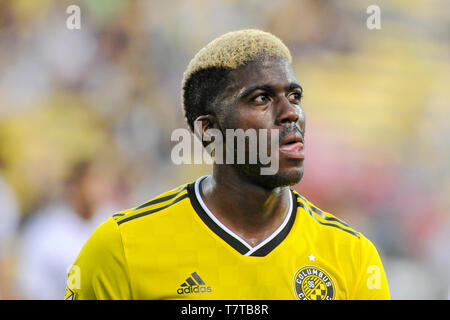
[177,272,212,295]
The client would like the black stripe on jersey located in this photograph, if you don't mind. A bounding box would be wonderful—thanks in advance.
[134,186,187,211]
[117,193,188,225]
[187,182,250,255]
[296,194,350,227]
[297,201,359,238]
[113,213,125,218]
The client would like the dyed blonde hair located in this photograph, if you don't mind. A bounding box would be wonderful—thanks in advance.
[182,29,292,131]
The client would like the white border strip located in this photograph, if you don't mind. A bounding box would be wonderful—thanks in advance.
[244,190,292,256]
[194,175,293,255]
[195,176,252,251]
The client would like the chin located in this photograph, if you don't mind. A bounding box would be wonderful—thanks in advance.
[240,164,304,190]
[268,167,304,188]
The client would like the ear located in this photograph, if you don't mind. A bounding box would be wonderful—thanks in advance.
[193,115,219,141]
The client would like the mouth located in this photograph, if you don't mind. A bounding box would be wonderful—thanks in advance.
[279,134,304,159]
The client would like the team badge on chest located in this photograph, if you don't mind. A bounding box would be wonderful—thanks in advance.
[293,266,336,300]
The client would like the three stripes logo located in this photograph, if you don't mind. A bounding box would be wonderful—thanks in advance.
[177,272,212,295]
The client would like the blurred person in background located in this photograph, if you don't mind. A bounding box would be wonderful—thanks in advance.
[15,158,127,299]
[0,159,20,299]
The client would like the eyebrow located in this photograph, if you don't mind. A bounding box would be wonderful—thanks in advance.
[237,82,303,100]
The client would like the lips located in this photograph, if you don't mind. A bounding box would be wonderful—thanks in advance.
[279,134,304,159]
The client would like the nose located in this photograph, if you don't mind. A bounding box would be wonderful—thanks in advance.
[276,96,300,126]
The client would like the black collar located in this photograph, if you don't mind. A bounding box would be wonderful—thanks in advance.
[187,176,297,257]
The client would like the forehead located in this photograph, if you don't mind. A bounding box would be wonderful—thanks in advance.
[227,57,297,95]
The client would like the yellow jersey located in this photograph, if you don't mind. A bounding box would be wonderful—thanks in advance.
[65,176,390,300]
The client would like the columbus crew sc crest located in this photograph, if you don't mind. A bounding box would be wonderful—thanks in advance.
[293,266,336,300]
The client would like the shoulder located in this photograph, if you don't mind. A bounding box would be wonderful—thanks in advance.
[112,183,190,226]
[77,216,124,258]
[293,191,361,241]
[292,191,389,299]
[293,191,384,266]
[69,216,132,300]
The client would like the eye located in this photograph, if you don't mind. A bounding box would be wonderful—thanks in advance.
[252,94,270,105]
[287,91,303,104]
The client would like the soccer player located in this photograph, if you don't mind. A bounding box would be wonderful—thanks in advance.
[66,29,390,300]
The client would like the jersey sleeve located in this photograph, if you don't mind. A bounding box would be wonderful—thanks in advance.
[350,234,390,300]
[65,217,132,300]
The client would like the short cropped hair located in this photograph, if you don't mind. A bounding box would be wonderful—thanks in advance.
[181,29,292,132]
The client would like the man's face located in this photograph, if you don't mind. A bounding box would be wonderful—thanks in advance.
[215,56,306,189]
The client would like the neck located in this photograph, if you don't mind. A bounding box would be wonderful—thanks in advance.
[200,165,291,247]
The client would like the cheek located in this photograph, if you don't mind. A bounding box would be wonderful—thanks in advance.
[301,112,306,131]
[224,107,273,131]
[217,108,244,130]
[296,105,306,130]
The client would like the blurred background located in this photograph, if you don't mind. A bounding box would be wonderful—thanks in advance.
[0,0,448,299]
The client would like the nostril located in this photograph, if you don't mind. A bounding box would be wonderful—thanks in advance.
[281,118,291,124]
[280,114,299,124]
